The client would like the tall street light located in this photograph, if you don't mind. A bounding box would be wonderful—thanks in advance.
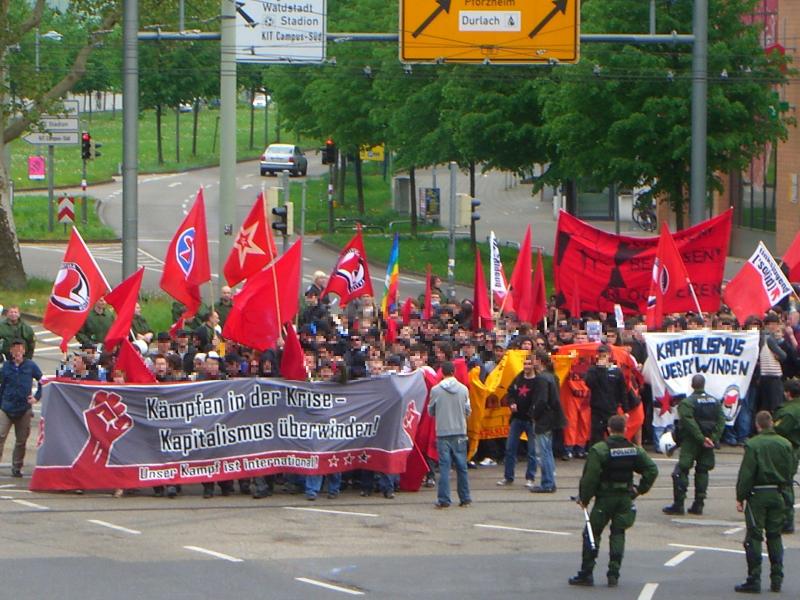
[35,29,63,73]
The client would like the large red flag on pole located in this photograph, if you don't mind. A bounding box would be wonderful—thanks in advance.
[280,323,308,381]
[782,229,800,283]
[508,225,533,319]
[223,192,278,287]
[321,227,373,306]
[646,223,701,330]
[223,239,302,351]
[103,267,145,351]
[160,188,211,333]
[472,248,493,331]
[43,228,110,352]
[116,338,157,383]
[724,242,793,323]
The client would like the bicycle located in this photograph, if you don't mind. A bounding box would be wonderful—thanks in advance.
[631,188,657,232]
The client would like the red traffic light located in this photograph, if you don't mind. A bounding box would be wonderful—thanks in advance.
[82,132,91,142]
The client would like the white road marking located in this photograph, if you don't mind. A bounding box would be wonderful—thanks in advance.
[653,457,678,462]
[724,527,744,535]
[241,184,254,190]
[295,577,364,596]
[0,488,32,493]
[168,182,183,188]
[88,519,141,535]
[794,503,800,509]
[670,518,742,527]
[40,336,63,343]
[183,545,243,562]
[669,542,766,557]
[0,484,18,489]
[637,583,659,600]
[474,523,571,536]
[283,506,378,518]
[664,550,694,567]
[11,499,49,510]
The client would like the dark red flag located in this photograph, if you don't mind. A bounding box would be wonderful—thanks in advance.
[782,229,800,283]
[400,297,414,325]
[531,249,547,325]
[223,239,302,351]
[44,228,110,352]
[321,228,373,306]
[472,248,493,331]
[104,268,145,351]
[508,225,533,320]
[160,188,211,332]
[116,339,157,383]
[646,223,695,330]
[280,322,308,381]
[385,315,398,343]
[223,192,279,287]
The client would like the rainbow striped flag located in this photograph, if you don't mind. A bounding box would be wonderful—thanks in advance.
[381,233,400,314]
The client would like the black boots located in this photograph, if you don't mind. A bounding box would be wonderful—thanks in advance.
[662,502,685,515]
[687,500,704,515]
[568,571,594,587]
[734,577,760,593]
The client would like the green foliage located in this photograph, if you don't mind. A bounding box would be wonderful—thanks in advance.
[12,195,116,240]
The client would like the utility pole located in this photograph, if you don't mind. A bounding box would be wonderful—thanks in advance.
[690,0,708,225]
[122,0,139,277]
[447,161,457,300]
[219,0,237,275]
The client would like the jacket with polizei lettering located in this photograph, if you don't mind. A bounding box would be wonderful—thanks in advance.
[677,390,725,444]
[578,434,658,504]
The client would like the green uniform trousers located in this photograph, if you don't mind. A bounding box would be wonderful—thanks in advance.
[674,439,715,502]
[581,492,637,578]
[784,449,799,528]
[744,489,785,585]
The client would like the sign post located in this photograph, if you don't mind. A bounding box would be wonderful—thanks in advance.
[235,0,326,64]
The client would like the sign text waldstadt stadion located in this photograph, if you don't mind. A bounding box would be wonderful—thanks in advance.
[235,0,326,64]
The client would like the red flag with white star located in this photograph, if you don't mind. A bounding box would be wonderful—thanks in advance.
[223,192,279,287]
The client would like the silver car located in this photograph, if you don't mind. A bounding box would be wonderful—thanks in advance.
[259,143,308,177]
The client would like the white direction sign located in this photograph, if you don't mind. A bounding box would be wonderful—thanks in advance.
[40,117,79,132]
[23,132,80,145]
[235,0,326,64]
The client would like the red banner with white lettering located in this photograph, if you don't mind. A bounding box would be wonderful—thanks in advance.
[554,209,731,314]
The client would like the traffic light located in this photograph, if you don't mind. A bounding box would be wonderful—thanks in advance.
[271,202,294,236]
[321,139,336,165]
[81,132,91,160]
[90,139,102,160]
[470,197,481,222]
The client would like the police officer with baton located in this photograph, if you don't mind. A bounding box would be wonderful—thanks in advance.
[568,414,658,588]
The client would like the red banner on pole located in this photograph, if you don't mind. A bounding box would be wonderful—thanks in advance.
[554,209,731,314]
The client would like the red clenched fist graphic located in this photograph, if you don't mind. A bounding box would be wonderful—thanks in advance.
[81,390,133,465]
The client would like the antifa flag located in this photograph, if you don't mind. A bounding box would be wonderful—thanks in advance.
[554,209,731,314]
[645,224,696,330]
[321,228,374,306]
[30,373,427,491]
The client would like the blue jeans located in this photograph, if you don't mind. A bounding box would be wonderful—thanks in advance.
[305,473,342,498]
[503,418,537,482]
[534,431,556,490]
[437,435,470,506]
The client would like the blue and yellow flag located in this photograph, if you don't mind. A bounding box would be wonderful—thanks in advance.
[381,233,400,314]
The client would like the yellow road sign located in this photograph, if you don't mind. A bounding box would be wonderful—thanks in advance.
[359,145,385,162]
[400,0,579,64]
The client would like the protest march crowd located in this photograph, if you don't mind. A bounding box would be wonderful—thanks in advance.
[2,189,800,592]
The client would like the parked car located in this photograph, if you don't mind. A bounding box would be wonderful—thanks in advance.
[260,144,308,177]
[252,94,271,108]
[178,102,193,113]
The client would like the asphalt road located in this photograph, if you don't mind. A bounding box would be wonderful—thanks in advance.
[1,436,797,599]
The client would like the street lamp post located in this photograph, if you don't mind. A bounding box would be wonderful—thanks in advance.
[35,29,63,73]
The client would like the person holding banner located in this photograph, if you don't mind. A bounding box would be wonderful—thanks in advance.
[734,411,794,593]
[663,375,725,516]
[568,415,658,587]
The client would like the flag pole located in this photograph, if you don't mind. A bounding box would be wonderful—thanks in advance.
[263,192,283,341]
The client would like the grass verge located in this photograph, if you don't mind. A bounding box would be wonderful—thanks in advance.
[14,195,117,241]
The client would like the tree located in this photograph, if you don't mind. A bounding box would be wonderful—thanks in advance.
[539,0,792,228]
[0,0,119,288]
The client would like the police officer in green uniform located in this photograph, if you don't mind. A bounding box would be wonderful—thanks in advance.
[568,414,658,587]
[0,305,35,360]
[76,298,114,348]
[663,374,725,516]
[774,379,800,534]
[735,410,795,593]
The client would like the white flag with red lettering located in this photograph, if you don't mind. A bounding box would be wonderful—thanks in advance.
[723,242,793,322]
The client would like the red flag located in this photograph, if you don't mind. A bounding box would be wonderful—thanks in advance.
[400,297,414,325]
[160,188,211,332]
[280,323,308,381]
[103,268,145,351]
[43,228,110,352]
[646,224,695,330]
[115,339,157,383]
[422,264,433,320]
[386,315,398,343]
[782,229,800,282]
[223,239,302,351]
[531,249,547,325]
[321,228,373,306]
[472,248,493,331]
[223,192,279,287]
[509,225,533,320]
[724,242,793,323]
